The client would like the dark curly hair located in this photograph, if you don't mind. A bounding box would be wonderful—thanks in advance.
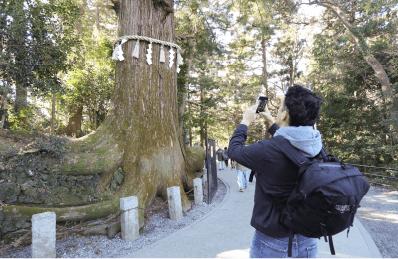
[284,84,323,127]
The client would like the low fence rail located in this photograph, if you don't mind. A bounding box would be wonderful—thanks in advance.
[346,163,398,188]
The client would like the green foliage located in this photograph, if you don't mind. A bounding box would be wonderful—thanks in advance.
[270,33,306,87]
[175,0,232,146]
[0,0,81,97]
[59,8,116,133]
[6,106,34,130]
[310,0,398,168]
[317,90,395,165]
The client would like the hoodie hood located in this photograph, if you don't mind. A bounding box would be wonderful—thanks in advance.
[274,126,323,157]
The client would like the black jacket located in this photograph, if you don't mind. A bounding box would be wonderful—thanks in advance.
[228,123,306,237]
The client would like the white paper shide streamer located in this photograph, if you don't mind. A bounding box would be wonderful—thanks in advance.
[132,40,140,59]
[111,45,119,60]
[112,35,184,72]
[169,47,175,68]
[146,42,153,65]
[112,39,128,61]
[159,45,165,63]
[176,50,183,73]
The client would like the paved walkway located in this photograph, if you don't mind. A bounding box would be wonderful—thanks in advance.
[124,167,382,258]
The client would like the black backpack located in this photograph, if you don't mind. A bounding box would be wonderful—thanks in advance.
[273,136,370,257]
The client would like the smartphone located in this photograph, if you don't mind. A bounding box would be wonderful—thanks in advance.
[256,96,268,114]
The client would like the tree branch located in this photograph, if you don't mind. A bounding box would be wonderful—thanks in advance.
[176,33,197,41]
[154,0,174,13]
[109,0,119,12]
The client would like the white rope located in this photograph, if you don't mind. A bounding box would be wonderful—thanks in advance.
[113,35,182,51]
[112,35,184,69]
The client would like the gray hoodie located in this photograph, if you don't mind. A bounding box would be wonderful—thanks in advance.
[274,126,323,157]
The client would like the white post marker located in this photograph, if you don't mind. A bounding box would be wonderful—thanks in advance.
[31,212,56,258]
[120,196,139,242]
[194,178,203,205]
[167,186,183,220]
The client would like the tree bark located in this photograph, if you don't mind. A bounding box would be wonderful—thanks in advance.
[95,0,101,31]
[51,93,56,133]
[262,38,268,96]
[94,107,97,129]
[261,37,271,139]
[0,92,6,128]
[200,87,205,147]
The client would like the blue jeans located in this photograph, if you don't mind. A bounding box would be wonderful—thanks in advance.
[250,230,318,258]
[237,169,249,189]
[219,161,224,170]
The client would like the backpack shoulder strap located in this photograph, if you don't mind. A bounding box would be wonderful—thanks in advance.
[272,136,310,167]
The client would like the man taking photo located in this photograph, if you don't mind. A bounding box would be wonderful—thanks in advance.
[228,84,324,258]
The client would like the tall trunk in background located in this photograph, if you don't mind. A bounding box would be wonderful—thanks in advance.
[289,40,296,87]
[262,38,268,97]
[290,54,295,86]
[0,92,6,128]
[51,93,56,133]
[178,39,194,135]
[188,102,192,147]
[95,0,101,31]
[199,87,205,147]
[94,106,98,130]
[75,1,87,69]
[262,37,271,139]
[350,0,356,25]
[227,110,230,142]
[14,83,27,125]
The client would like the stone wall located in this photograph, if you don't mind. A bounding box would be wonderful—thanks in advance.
[0,168,125,240]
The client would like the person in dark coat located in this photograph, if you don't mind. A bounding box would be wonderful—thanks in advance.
[223,147,229,167]
[228,84,323,258]
[216,148,224,170]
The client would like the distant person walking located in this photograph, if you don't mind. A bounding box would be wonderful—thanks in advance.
[223,147,229,167]
[231,159,236,169]
[216,148,224,170]
[236,162,250,192]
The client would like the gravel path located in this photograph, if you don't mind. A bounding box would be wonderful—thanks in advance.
[356,186,398,258]
[2,179,227,258]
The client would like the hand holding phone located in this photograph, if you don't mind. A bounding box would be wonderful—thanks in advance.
[256,96,268,114]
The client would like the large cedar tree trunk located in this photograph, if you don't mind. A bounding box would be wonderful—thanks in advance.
[109,0,194,211]
[3,0,205,226]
